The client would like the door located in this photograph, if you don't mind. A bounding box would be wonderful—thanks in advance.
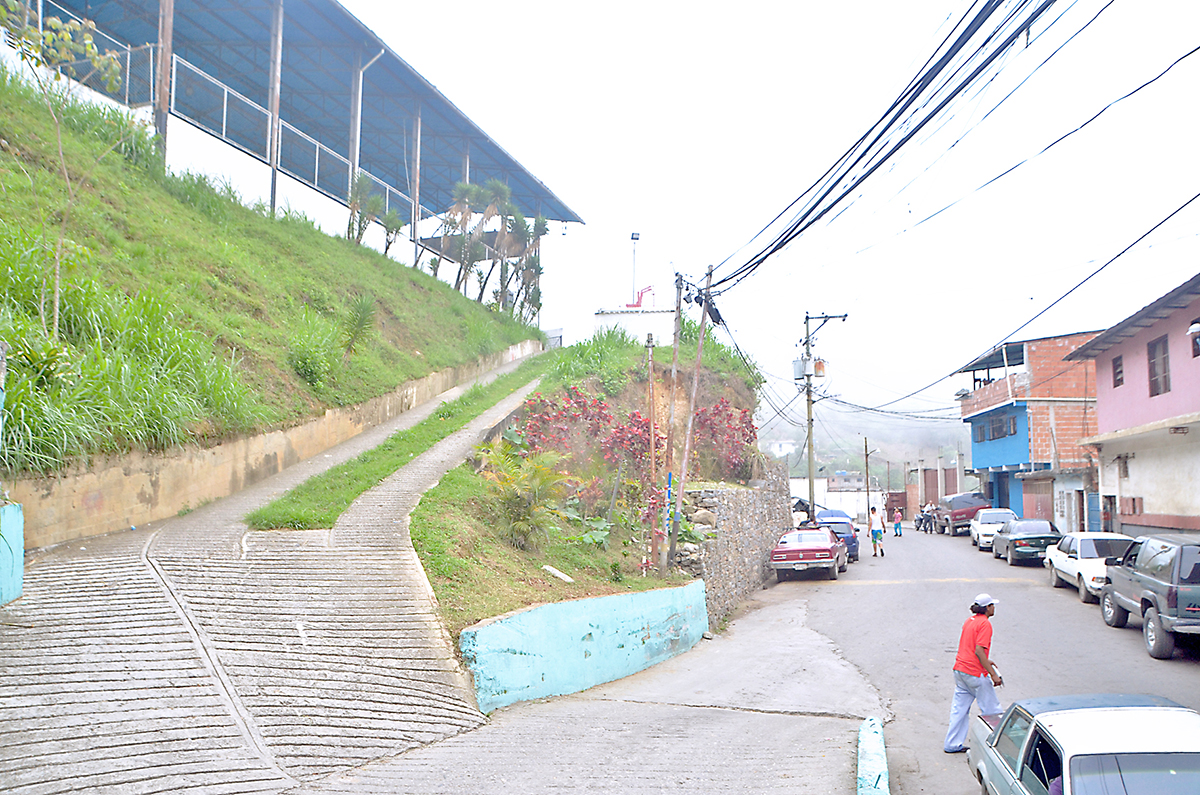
[1087,492,1101,532]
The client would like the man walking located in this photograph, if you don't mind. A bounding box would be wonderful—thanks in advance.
[868,506,885,557]
[944,593,1003,754]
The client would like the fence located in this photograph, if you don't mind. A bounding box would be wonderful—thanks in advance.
[43,0,154,107]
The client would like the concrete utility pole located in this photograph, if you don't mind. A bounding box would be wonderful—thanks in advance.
[646,333,658,569]
[797,312,846,521]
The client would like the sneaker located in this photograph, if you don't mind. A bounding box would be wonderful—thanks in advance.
[881,548,885,557]
[944,746,967,754]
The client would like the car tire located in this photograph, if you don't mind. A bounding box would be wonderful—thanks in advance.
[1078,576,1098,604]
[1049,565,1064,588]
[838,556,848,573]
[1101,589,1128,628]
[971,534,977,547]
[1007,547,1017,566]
[828,563,839,581]
[1144,607,1176,659]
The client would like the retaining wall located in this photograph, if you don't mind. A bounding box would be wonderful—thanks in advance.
[678,460,793,629]
[9,339,541,550]
[460,580,708,713]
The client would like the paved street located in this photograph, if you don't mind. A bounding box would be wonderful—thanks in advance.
[798,526,1200,795]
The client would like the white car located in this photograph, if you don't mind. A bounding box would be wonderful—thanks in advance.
[966,694,1200,795]
[969,508,1016,551]
[1046,531,1134,603]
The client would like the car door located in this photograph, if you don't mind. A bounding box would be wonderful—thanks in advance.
[1107,539,1142,612]
[987,707,1034,795]
[1061,536,1081,581]
[1018,727,1063,795]
[1133,538,1178,615]
[994,521,1012,557]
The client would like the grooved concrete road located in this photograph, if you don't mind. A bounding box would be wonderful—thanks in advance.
[1,358,888,794]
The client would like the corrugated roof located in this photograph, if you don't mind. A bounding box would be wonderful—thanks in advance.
[1065,272,1200,361]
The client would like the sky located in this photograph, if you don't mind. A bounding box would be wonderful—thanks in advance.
[313,3,1200,449]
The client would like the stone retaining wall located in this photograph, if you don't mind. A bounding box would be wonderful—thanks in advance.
[9,339,541,550]
[677,460,792,629]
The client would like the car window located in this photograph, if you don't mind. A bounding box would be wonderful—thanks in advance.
[1071,752,1200,795]
[1134,539,1178,581]
[979,510,1012,524]
[1180,547,1200,585]
[1121,541,1142,566]
[994,709,1033,774]
[1020,729,1062,795]
[1082,537,1133,560]
[1056,538,1069,553]
[823,522,853,535]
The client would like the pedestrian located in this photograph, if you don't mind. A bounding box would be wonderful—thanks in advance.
[944,593,1003,754]
[893,507,903,537]
[868,506,885,557]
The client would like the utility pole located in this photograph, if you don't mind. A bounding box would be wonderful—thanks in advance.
[646,333,658,570]
[864,437,871,523]
[668,266,712,570]
[660,274,683,573]
[797,312,846,522]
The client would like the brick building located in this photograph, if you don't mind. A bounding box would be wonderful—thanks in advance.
[955,333,1101,530]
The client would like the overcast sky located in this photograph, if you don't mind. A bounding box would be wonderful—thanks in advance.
[339,0,1199,436]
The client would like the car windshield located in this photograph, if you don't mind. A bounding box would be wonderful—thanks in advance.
[978,510,1013,524]
[1071,752,1200,795]
[1180,547,1200,585]
[1080,537,1133,559]
[793,531,830,544]
[1015,521,1054,534]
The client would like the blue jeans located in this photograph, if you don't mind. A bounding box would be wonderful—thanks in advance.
[944,670,1002,751]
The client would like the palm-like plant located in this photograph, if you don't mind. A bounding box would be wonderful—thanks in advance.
[380,209,406,258]
[477,438,576,550]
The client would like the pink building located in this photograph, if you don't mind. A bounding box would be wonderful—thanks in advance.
[1066,273,1200,534]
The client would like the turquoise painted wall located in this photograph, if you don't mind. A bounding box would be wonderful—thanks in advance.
[0,503,23,605]
[461,580,708,713]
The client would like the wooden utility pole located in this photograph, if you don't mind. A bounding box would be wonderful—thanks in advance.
[667,266,712,570]
[646,333,658,569]
[154,0,175,150]
[659,274,683,573]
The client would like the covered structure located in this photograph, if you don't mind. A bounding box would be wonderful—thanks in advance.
[36,0,581,265]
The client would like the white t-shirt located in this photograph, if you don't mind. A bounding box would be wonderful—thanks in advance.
[869,512,885,531]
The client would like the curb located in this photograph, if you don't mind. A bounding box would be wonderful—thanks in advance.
[857,716,890,795]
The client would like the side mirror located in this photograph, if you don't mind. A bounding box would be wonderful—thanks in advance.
[1104,556,1120,567]
[1068,552,1078,559]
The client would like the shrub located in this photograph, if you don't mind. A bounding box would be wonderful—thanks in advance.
[287,307,340,387]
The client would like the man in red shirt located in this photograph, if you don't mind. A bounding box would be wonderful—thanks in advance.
[943,593,1003,753]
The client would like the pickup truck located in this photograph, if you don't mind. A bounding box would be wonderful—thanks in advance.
[966,694,1200,795]
[1099,533,1200,659]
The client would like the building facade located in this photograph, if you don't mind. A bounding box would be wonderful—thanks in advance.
[1066,273,1200,535]
[957,333,1100,530]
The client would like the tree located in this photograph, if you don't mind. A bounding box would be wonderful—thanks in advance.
[345,171,381,244]
[380,209,405,257]
[473,179,512,304]
[0,1,126,340]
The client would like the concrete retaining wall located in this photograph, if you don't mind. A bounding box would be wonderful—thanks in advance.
[9,339,541,550]
[677,460,793,629]
[460,580,708,713]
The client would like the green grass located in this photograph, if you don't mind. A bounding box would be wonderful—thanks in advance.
[244,354,553,530]
[409,462,691,641]
[0,62,541,475]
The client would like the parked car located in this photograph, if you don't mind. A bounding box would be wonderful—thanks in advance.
[1046,531,1134,604]
[1100,533,1200,659]
[820,520,860,562]
[935,492,990,535]
[770,527,848,581]
[991,519,1060,566]
[966,693,1200,795]
[969,508,1017,551]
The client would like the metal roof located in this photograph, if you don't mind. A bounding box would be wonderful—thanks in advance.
[1065,272,1200,361]
[53,0,582,224]
[955,341,1027,374]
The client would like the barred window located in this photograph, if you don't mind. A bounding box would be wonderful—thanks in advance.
[1112,355,1123,388]
[1148,336,1170,397]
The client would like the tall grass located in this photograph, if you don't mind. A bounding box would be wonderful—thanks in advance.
[546,326,641,395]
[0,225,264,473]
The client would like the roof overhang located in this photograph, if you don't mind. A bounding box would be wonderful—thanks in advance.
[1080,411,1200,447]
[1066,272,1200,361]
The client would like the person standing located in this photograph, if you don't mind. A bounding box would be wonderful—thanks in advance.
[893,507,903,537]
[944,594,1003,754]
[868,506,885,557]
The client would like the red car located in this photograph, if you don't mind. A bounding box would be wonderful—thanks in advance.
[770,527,848,581]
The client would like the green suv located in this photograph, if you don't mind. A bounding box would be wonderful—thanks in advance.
[1100,533,1200,659]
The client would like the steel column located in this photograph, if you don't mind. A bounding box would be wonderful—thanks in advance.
[267,0,283,215]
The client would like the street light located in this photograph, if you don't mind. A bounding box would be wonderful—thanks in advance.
[630,232,640,304]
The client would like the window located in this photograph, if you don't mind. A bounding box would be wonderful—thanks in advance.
[989,414,1014,441]
[1112,355,1124,387]
[1009,415,1018,436]
[995,710,1033,773]
[974,424,985,443]
[1148,335,1171,396]
[1134,538,1178,582]
[1192,318,1200,358]
[1020,729,1063,795]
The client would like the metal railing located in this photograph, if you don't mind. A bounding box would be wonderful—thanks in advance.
[42,0,155,107]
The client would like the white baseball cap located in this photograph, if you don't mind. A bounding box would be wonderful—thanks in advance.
[973,593,997,607]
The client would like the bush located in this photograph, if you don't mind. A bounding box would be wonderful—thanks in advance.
[287,307,340,387]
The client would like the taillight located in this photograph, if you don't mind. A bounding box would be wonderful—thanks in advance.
[1015,539,1030,547]
[1168,585,1178,610]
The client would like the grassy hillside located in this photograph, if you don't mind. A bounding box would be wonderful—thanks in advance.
[0,63,539,471]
